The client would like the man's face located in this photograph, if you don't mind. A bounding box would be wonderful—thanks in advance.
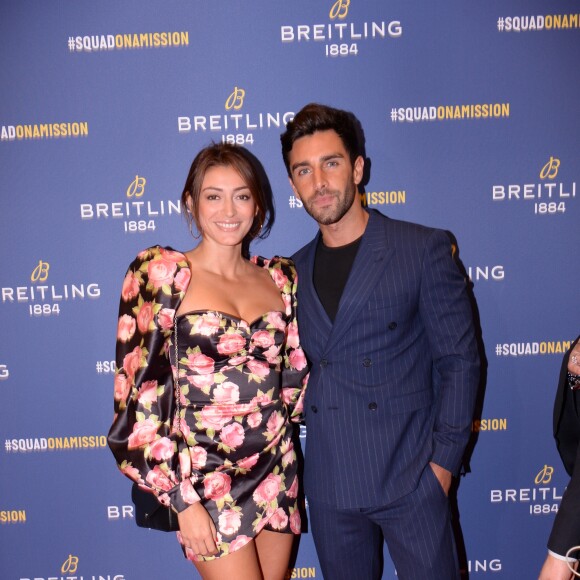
[288,130,363,226]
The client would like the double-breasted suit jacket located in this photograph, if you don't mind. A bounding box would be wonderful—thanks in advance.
[548,335,580,557]
[292,209,480,509]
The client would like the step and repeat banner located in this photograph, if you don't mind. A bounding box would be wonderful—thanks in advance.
[1,1,579,578]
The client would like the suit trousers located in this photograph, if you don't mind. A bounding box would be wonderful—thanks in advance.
[307,464,458,580]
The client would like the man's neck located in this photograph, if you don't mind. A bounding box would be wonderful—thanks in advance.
[319,204,369,248]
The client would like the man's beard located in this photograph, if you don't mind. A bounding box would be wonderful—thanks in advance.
[302,180,357,226]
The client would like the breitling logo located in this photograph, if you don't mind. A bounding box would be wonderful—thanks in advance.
[225,87,245,111]
[329,0,350,20]
[126,175,146,198]
[540,156,560,180]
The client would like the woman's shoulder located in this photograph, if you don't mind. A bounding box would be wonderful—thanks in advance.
[252,255,297,277]
[122,246,190,300]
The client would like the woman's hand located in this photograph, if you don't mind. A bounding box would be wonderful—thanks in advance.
[568,342,580,375]
[177,503,219,557]
[539,553,578,580]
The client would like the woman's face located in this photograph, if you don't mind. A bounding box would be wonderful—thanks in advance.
[194,164,257,248]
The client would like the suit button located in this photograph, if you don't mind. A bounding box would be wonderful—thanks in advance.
[388,322,397,330]
[368,402,378,411]
[311,405,318,413]
[363,358,372,367]
[320,359,328,368]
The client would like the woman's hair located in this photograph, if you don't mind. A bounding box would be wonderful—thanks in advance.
[181,143,273,255]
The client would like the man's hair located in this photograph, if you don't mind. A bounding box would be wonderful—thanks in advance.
[280,103,361,176]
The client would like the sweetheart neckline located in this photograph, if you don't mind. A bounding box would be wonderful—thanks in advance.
[175,309,287,328]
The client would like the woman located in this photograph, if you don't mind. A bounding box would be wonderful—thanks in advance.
[108,143,309,579]
[539,336,580,580]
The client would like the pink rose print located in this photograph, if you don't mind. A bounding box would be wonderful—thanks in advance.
[286,321,300,349]
[192,312,222,336]
[213,382,240,404]
[281,387,296,405]
[237,453,259,470]
[121,270,140,302]
[172,415,191,440]
[228,355,249,366]
[128,418,158,449]
[250,330,275,349]
[159,248,184,262]
[200,406,233,431]
[247,411,262,429]
[137,380,158,405]
[188,373,215,390]
[218,509,242,536]
[122,346,143,380]
[229,535,251,554]
[271,268,289,290]
[263,345,282,365]
[114,373,130,402]
[120,464,141,483]
[117,314,136,343]
[252,391,273,405]
[288,348,307,371]
[282,441,295,468]
[290,509,301,534]
[220,422,245,450]
[203,472,232,501]
[252,473,282,505]
[286,475,299,499]
[268,507,288,531]
[217,332,246,355]
[282,293,291,312]
[179,449,191,478]
[149,437,174,462]
[189,446,208,469]
[145,466,173,491]
[147,257,177,289]
[136,301,155,334]
[266,311,286,331]
[157,308,175,331]
[266,411,285,438]
[187,353,215,375]
[174,268,191,292]
[246,359,270,378]
[180,479,201,504]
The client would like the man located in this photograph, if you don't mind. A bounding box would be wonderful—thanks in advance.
[280,103,480,579]
[539,336,580,580]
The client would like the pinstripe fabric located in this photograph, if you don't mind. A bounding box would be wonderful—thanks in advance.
[292,209,480,510]
[308,464,458,580]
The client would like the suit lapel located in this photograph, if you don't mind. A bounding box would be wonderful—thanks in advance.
[325,211,394,351]
[298,235,334,340]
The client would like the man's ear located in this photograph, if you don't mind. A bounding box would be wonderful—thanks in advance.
[353,156,364,186]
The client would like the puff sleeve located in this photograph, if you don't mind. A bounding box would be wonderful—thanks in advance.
[273,257,309,423]
[107,246,200,513]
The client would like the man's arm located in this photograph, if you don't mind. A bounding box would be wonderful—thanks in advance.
[419,229,480,476]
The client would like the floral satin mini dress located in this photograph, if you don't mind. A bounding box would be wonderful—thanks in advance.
[107,247,309,562]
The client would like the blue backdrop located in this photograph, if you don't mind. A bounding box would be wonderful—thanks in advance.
[1,1,579,578]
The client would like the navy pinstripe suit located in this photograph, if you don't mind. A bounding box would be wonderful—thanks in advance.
[293,209,479,578]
